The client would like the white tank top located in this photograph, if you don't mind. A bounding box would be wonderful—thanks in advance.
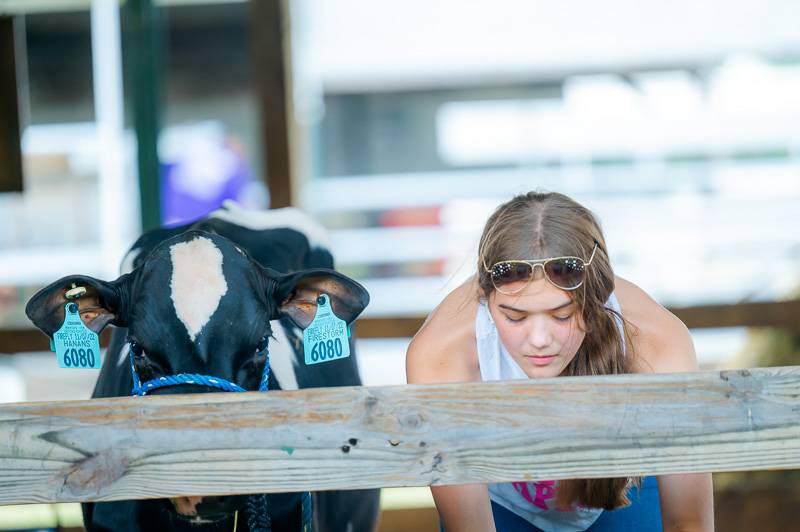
[476,292,624,532]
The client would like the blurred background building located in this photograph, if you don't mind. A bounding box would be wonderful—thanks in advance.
[1,0,799,530]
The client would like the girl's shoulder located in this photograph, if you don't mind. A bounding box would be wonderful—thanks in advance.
[405,277,482,384]
[614,276,699,374]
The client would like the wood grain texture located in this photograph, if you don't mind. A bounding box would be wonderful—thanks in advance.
[0,366,799,504]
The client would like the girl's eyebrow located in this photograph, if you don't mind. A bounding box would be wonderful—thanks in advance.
[498,301,574,313]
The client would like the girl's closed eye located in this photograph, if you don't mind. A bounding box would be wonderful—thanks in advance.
[504,313,526,323]
[553,314,573,322]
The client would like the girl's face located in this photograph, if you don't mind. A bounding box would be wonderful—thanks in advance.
[488,277,585,379]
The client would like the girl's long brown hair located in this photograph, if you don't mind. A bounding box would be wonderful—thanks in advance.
[477,191,634,510]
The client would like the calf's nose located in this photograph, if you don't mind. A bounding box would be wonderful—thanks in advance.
[171,495,204,516]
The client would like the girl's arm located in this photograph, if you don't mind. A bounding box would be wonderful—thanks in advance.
[430,484,496,532]
[406,281,495,531]
[658,473,714,532]
[650,318,714,531]
[616,277,715,532]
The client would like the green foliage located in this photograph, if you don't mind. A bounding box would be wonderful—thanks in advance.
[738,328,800,368]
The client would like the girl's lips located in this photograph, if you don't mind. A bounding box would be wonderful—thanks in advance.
[525,354,557,366]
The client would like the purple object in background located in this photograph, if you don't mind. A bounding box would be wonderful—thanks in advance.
[159,122,261,226]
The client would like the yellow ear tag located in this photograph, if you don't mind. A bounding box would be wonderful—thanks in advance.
[303,294,351,365]
[53,302,102,369]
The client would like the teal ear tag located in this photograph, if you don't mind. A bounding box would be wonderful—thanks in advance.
[303,294,351,365]
[53,302,102,369]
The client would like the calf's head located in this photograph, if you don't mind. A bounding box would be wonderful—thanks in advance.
[27,231,368,392]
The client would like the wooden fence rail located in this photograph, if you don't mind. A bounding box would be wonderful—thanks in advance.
[1,366,799,505]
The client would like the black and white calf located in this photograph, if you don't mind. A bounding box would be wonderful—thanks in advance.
[26,203,380,532]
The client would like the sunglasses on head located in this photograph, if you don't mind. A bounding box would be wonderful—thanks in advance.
[485,241,600,294]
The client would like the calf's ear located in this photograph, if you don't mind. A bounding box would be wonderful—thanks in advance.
[25,274,132,337]
[268,268,370,329]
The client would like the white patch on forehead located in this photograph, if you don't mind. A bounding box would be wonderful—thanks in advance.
[210,200,330,248]
[170,237,228,341]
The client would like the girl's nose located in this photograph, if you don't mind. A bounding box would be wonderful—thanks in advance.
[527,316,553,350]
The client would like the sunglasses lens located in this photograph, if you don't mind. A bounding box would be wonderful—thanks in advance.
[544,258,585,289]
[491,262,533,292]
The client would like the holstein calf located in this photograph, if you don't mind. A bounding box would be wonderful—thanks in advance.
[26,203,380,532]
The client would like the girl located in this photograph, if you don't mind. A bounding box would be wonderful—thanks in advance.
[406,191,713,532]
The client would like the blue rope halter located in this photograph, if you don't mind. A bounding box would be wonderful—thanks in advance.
[128,340,313,532]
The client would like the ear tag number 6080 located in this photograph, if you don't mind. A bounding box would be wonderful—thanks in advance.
[53,302,102,369]
[303,294,350,365]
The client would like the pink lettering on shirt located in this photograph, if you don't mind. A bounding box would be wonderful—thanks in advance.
[512,480,557,511]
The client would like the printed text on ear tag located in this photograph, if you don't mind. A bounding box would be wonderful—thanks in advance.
[303,294,351,365]
[53,302,102,369]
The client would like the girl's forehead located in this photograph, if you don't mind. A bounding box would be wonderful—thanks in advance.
[490,279,574,311]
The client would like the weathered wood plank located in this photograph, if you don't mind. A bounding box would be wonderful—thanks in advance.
[670,300,800,330]
[0,366,799,504]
